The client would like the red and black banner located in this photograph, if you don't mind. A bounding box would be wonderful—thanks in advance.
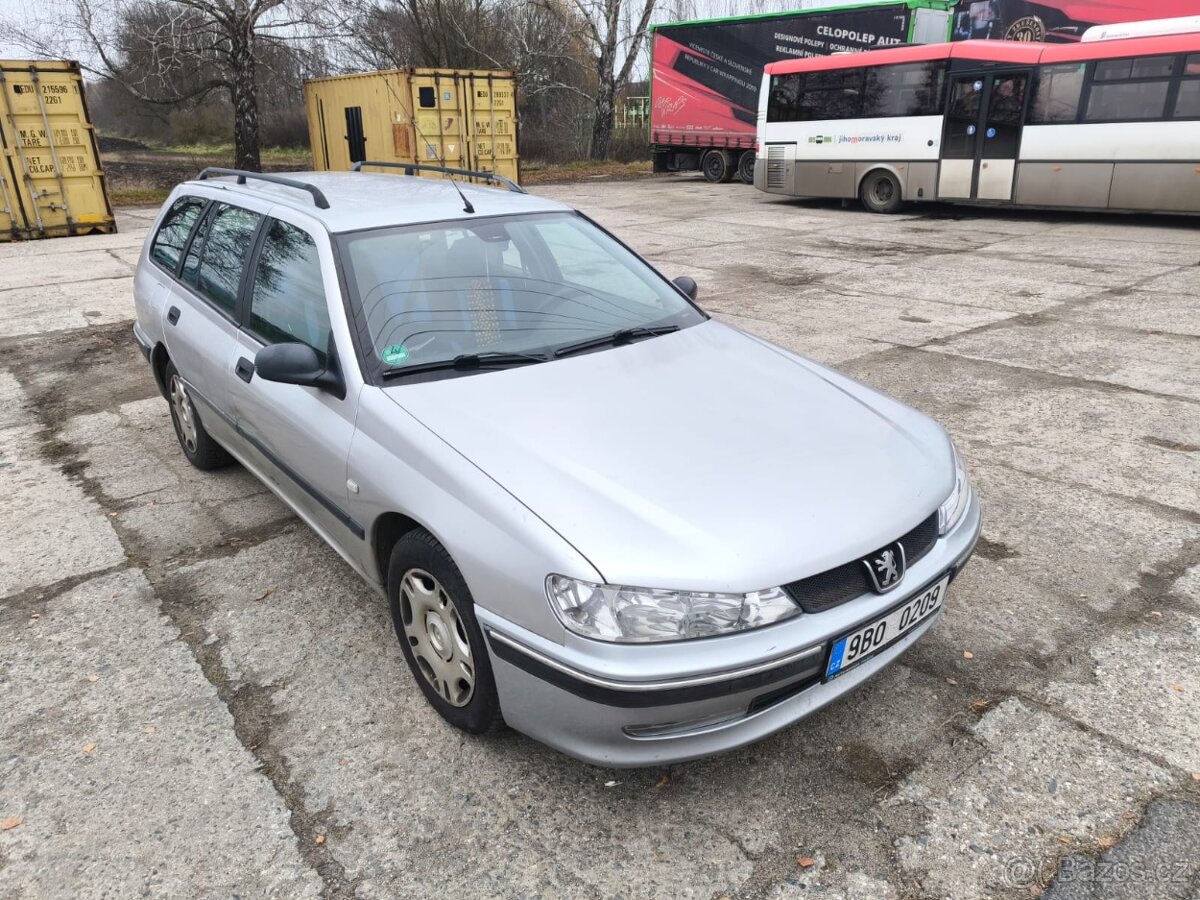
[651,6,913,146]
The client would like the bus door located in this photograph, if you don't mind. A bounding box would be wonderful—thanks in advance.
[938,71,1029,202]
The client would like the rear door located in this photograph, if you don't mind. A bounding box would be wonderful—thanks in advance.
[227,216,364,550]
[161,201,262,431]
[938,70,1030,201]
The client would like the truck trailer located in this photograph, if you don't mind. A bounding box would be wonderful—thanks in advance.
[649,1,958,183]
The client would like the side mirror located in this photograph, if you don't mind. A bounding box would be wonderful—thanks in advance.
[255,342,344,398]
[673,275,699,301]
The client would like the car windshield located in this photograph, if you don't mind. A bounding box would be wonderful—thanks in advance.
[338,212,705,373]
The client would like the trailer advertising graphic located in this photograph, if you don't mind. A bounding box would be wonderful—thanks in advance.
[953,0,1198,42]
[651,6,912,144]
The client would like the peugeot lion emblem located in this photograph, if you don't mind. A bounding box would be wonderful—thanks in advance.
[863,542,906,593]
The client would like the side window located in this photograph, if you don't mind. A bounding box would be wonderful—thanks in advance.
[196,204,262,317]
[1030,63,1085,123]
[1085,55,1175,122]
[1174,54,1200,118]
[862,63,945,118]
[766,69,864,122]
[767,74,802,122]
[248,223,331,367]
[1086,80,1171,121]
[248,220,332,365]
[150,198,205,273]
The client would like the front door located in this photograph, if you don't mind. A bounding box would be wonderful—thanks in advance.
[226,217,364,552]
[938,71,1029,202]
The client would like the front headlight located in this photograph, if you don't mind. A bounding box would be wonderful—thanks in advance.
[938,440,972,535]
[546,575,801,643]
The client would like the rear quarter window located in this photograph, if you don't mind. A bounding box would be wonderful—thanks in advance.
[150,197,205,273]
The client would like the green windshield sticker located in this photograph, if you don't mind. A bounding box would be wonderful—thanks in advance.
[381,344,410,365]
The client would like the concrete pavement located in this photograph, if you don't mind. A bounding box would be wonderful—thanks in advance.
[1,179,1197,899]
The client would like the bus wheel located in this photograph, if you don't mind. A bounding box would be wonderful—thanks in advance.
[702,149,733,183]
[860,169,903,214]
[737,151,756,185]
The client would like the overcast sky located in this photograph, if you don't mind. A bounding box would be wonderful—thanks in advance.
[0,0,46,59]
[0,0,899,68]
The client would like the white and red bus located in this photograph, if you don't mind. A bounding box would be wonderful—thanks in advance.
[754,32,1200,213]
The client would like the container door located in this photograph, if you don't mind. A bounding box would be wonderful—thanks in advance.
[344,106,367,164]
[0,62,115,241]
[410,73,466,170]
[938,71,1028,202]
[464,73,519,184]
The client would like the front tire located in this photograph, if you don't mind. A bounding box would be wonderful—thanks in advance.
[859,169,903,214]
[387,529,502,734]
[701,149,733,183]
[164,360,232,470]
[737,150,756,185]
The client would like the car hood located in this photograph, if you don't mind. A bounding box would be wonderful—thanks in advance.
[383,320,953,591]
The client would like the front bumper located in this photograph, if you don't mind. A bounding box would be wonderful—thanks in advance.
[478,493,982,767]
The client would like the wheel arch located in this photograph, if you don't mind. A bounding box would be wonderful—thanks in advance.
[151,342,171,399]
[372,511,432,588]
[855,163,906,198]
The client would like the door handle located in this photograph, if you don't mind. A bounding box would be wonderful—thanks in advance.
[235,357,255,383]
[167,306,181,325]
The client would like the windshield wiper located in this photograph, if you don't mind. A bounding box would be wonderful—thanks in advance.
[381,350,548,380]
[553,325,680,359]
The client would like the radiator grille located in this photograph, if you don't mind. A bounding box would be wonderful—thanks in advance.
[766,145,787,189]
[783,512,940,614]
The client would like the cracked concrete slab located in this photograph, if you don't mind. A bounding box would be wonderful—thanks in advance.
[930,318,1200,401]
[0,569,320,898]
[1045,616,1200,773]
[891,698,1174,900]
[0,392,126,599]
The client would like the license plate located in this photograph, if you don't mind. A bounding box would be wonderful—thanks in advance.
[825,576,948,679]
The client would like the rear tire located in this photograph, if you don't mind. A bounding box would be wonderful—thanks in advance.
[859,169,903,214]
[387,529,503,735]
[164,360,232,470]
[701,149,733,184]
[737,150,756,185]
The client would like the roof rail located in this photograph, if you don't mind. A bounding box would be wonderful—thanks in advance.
[196,167,330,209]
[351,160,526,194]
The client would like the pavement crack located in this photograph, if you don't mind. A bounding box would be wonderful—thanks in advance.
[150,571,363,899]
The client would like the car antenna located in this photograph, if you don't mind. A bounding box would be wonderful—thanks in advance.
[409,115,475,214]
[445,172,475,215]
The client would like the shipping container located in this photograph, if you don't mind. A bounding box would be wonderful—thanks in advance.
[1,60,116,241]
[650,1,957,184]
[305,68,519,186]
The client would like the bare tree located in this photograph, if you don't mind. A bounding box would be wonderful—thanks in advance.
[570,0,658,159]
[4,0,346,170]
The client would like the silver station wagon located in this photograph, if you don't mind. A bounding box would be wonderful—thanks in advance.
[132,164,981,767]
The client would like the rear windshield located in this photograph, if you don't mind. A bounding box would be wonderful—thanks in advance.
[338,212,704,371]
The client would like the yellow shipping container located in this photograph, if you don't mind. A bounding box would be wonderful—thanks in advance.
[304,68,519,186]
[1,60,116,241]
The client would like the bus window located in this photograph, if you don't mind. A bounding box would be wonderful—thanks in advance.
[768,69,865,122]
[1094,55,1174,81]
[863,62,946,118]
[1030,63,1085,123]
[1086,55,1175,121]
[1086,81,1171,120]
[1176,56,1200,117]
